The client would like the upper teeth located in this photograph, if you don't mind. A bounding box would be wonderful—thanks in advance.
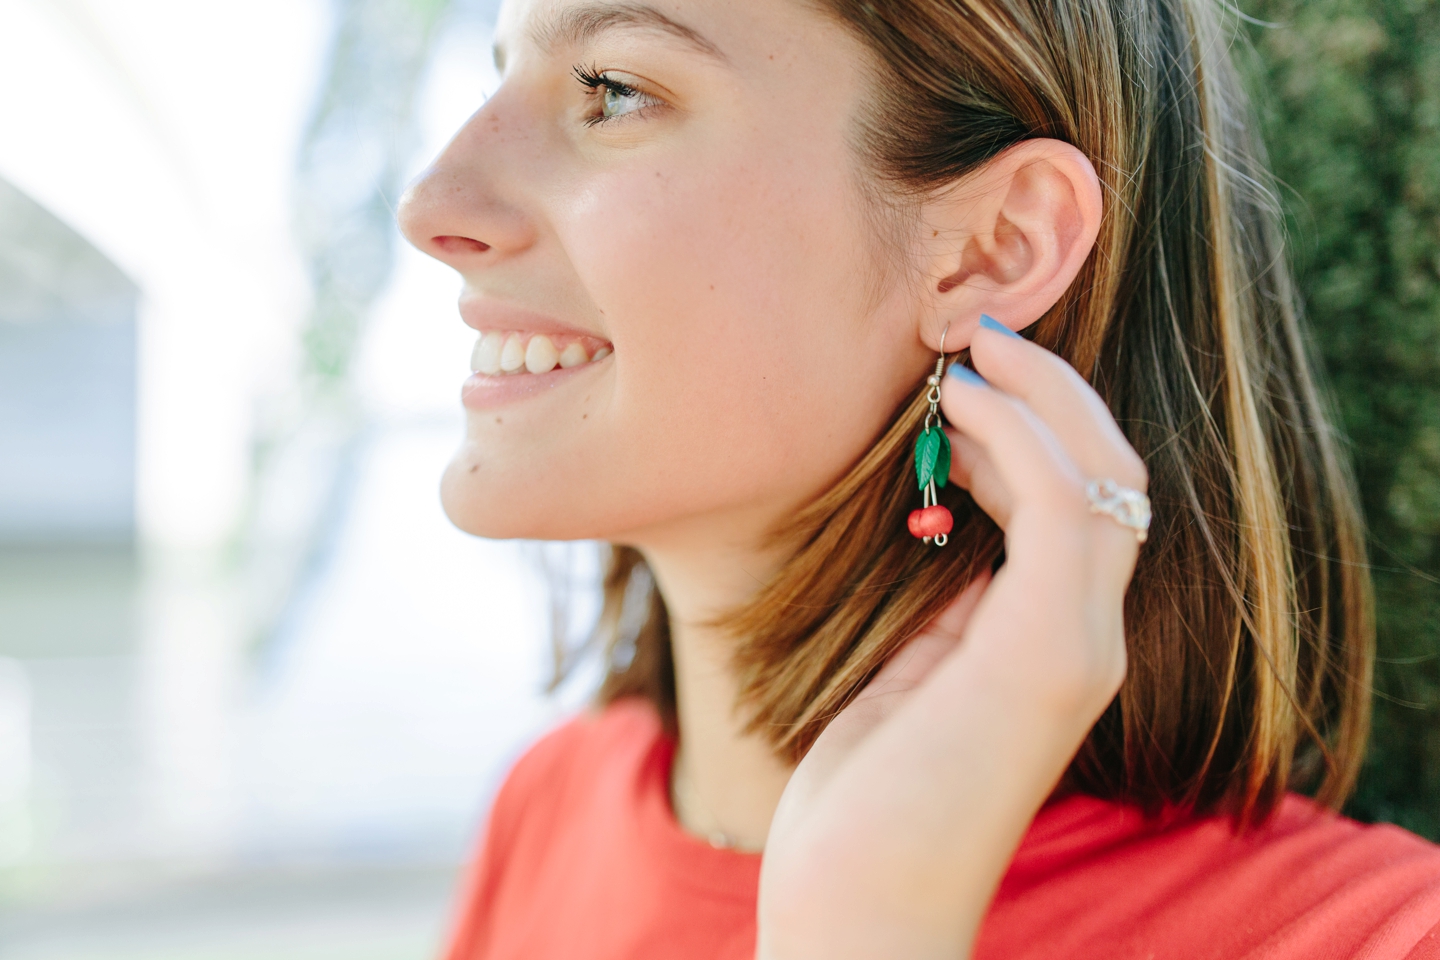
[470,332,611,376]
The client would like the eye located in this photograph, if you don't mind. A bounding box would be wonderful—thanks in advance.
[572,65,659,125]
[601,82,645,120]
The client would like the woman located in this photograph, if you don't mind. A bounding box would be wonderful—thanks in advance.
[397,0,1440,956]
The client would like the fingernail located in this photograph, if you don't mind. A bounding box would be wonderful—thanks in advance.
[947,363,988,387]
[979,314,1022,339]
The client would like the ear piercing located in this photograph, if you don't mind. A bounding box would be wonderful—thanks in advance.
[907,325,954,545]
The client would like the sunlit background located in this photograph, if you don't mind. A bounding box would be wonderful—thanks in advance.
[0,2,598,957]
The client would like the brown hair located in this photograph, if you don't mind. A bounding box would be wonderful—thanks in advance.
[562,0,1373,825]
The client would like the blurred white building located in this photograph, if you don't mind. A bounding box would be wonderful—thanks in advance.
[0,0,321,552]
[0,179,138,543]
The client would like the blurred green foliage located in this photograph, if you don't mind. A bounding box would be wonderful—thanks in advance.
[1242,0,1440,837]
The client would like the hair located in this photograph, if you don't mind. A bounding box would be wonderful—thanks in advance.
[557,0,1374,825]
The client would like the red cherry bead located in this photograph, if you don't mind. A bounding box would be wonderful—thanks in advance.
[907,509,927,537]
[922,504,953,536]
[907,504,953,538]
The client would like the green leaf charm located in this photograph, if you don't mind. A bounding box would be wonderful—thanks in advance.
[913,426,952,490]
[934,429,951,488]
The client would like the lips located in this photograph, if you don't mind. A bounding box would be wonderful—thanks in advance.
[456,300,613,410]
[459,298,606,339]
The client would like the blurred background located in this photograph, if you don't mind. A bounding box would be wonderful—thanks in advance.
[0,0,1435,958]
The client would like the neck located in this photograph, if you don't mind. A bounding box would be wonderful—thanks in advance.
[634,515,795,852]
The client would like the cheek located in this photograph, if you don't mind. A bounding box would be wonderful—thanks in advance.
[569,161,822,352]
[557,152,888,509]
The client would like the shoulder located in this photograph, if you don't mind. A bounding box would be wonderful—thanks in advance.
[1203,796,1440,956]
[1227,797,1440,957]
[985,793,1440,959]
[1245,795,1440,896]
[1266,794,1439,863]
[1262,797,1440,919]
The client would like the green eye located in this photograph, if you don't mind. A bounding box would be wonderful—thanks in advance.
[602,84,645,119]
[573,66,656,125]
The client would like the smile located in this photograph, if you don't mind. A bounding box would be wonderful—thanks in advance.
[469,331,613,376]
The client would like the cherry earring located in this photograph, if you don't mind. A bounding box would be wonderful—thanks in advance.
[907,326,954,546]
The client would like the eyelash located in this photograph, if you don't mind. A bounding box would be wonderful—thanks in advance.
[572,63,651,126]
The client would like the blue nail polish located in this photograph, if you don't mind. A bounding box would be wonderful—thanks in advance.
[947,363,988,387]
[979,314,1021,339]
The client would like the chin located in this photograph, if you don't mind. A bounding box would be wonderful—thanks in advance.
[438,444,638,542]
[441,451,552,541]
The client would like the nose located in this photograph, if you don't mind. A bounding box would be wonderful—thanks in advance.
[397,97,537,270]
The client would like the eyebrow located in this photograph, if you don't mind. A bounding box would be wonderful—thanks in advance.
[495,2,726,70]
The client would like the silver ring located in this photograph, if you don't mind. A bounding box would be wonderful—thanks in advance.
[1085,479,1151,543]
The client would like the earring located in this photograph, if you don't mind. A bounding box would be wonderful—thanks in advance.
[907,326,954,546]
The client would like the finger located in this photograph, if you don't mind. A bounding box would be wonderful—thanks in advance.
[939,365,1085,526]
[968,324,1149,573]
[946,429,1013,528]
[941,365,1140,596]
[969,324,1147,494]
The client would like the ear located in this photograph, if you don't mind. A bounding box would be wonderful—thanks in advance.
[916,139,1102,352]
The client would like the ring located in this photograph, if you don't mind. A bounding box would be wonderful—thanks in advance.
[1085,479,1152,543]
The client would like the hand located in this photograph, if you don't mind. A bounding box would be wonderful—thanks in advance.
[756,323,1148,960]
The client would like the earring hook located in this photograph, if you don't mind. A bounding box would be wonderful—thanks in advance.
[930,324,951,384]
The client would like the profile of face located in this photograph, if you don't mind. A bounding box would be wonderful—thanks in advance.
[397,0,1099,558]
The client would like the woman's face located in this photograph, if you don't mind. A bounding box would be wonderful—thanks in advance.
[399,0,934,548]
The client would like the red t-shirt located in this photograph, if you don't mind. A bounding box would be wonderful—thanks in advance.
[443,699,1440,960]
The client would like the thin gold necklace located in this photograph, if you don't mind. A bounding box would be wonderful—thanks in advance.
[670,757,744,851]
